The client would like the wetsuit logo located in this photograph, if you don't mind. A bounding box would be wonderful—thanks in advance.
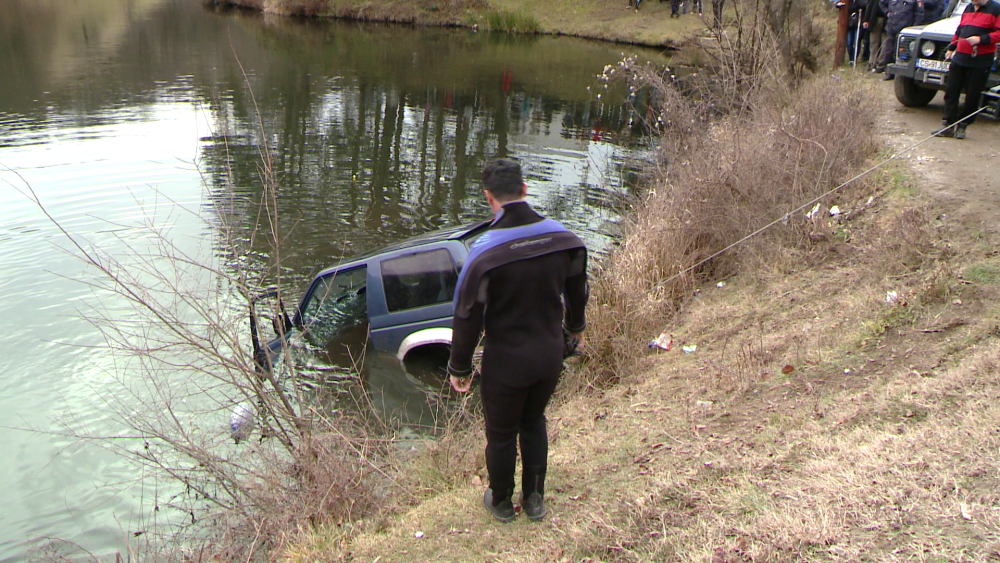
[510,237,552,250]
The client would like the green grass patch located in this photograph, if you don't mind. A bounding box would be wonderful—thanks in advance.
[858,303,918,343]
[481,9,539,33]
[964,263,1000,285]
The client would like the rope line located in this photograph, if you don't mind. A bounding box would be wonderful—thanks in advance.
[659,102,991,287]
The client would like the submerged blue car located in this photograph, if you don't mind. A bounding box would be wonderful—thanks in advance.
[251,220,492,372]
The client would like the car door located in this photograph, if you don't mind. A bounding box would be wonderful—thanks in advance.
[368,244,463,355]
[297,265,370,366]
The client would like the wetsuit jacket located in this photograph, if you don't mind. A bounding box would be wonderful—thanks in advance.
[448,201,588,385]
[948,0,1000,68]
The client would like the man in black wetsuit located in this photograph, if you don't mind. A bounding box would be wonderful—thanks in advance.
[448,158,589,523]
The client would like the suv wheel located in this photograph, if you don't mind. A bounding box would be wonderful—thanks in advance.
[894,75,938,107]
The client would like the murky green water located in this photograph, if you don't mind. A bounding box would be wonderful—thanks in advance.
[0,1,667,559]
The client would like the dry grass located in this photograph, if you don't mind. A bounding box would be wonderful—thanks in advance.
[579,64,881,388]
[288,172,1000,560]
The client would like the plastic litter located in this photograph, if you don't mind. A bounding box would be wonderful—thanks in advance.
[229,402,256,444]
[682,344,697,354]
[886,290,901,305]
[829,205,841,216]
[716,281,726,289]
[649,332,673,351]
[806,203,822,219]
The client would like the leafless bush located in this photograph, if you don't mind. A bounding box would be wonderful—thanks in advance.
[19,74,398,560]
[579,50,880,387]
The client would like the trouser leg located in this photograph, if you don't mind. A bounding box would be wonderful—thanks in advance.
[880,31,897,68]
[518,375,560,496]
[943,63,967,125]
[960,65,990,126]
[481,375,523,501]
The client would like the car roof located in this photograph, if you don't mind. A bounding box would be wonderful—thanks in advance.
[315,220,491,276]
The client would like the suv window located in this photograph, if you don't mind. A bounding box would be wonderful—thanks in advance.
[382,249,458,313]
[301,267,368,347]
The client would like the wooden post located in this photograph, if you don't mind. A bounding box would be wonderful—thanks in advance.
[834,1,850,68]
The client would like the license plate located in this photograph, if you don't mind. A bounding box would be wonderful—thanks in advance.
[917,59,950,72]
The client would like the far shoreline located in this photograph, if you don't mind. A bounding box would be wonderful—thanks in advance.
[208,0,705,49]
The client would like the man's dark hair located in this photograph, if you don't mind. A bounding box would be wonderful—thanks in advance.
[482,158,524,201]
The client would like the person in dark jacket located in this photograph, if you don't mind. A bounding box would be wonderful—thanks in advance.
[877,0,924,78]
[933,0,1000,138]
[920,0,946,23]
[864,0,888,69]
[448,158,588,523]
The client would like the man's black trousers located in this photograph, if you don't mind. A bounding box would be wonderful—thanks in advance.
[944,62,991,126]
[480,370,560,502]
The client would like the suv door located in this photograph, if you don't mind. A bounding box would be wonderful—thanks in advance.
[297,265,370,366]
[368,245,462,355]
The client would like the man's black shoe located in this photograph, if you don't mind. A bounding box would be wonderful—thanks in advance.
[522,492,547,522]
[483,489,516,523]
[956,124,967,139]
[883,73,894,81]
[933,125,955,137]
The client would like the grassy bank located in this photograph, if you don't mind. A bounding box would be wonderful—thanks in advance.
[216,0,707,47]
[282,67,1000,559]
[271,2,1000,558]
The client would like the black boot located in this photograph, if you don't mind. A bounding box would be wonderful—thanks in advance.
[483,488,516,523]
[521,467,547,522]
[933,124,955,137]
[955,123,967,139]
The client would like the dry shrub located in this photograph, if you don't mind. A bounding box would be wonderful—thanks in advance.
[580,59,880,387]
[205,429,389,559]
[263,0,326,17]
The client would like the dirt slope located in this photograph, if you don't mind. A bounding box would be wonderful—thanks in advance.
[286,74,1000,563]
[877,76,1000,229]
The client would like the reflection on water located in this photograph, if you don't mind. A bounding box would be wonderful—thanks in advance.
[0,0,667,560]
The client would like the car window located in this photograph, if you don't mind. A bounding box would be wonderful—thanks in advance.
[300,267,368,347]
[381,249,458,313]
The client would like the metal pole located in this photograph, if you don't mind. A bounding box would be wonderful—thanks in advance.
[853,10,862,67]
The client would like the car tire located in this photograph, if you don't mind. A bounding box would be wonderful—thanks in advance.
[894,75,938,107]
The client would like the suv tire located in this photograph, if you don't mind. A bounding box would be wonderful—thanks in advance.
[894,75,938,107]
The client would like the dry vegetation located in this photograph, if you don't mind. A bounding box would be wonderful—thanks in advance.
[283,83,1000,559]
[208,0,708,46]
[281,5,1000,563]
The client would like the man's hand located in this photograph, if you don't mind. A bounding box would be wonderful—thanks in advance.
[945,49,954,60]
[450,374,474,393]
[968,35,982,46]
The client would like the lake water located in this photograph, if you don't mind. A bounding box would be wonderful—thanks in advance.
[0,1,668,559]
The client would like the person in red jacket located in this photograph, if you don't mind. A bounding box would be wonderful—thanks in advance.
[934,0,1000,138]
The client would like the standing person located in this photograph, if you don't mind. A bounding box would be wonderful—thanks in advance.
[933,0,1000,138]
[712,0,725,26]
[837,0,866,65]
[877,0,923,79]
[671,0,683,17]
[865,0,887,70]
[448,158,588,523]
[920,0,946,23]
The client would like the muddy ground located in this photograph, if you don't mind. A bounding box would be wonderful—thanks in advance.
[877,74,1000,230]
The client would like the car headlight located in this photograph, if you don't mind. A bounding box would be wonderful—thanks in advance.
[921,41,937,58]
